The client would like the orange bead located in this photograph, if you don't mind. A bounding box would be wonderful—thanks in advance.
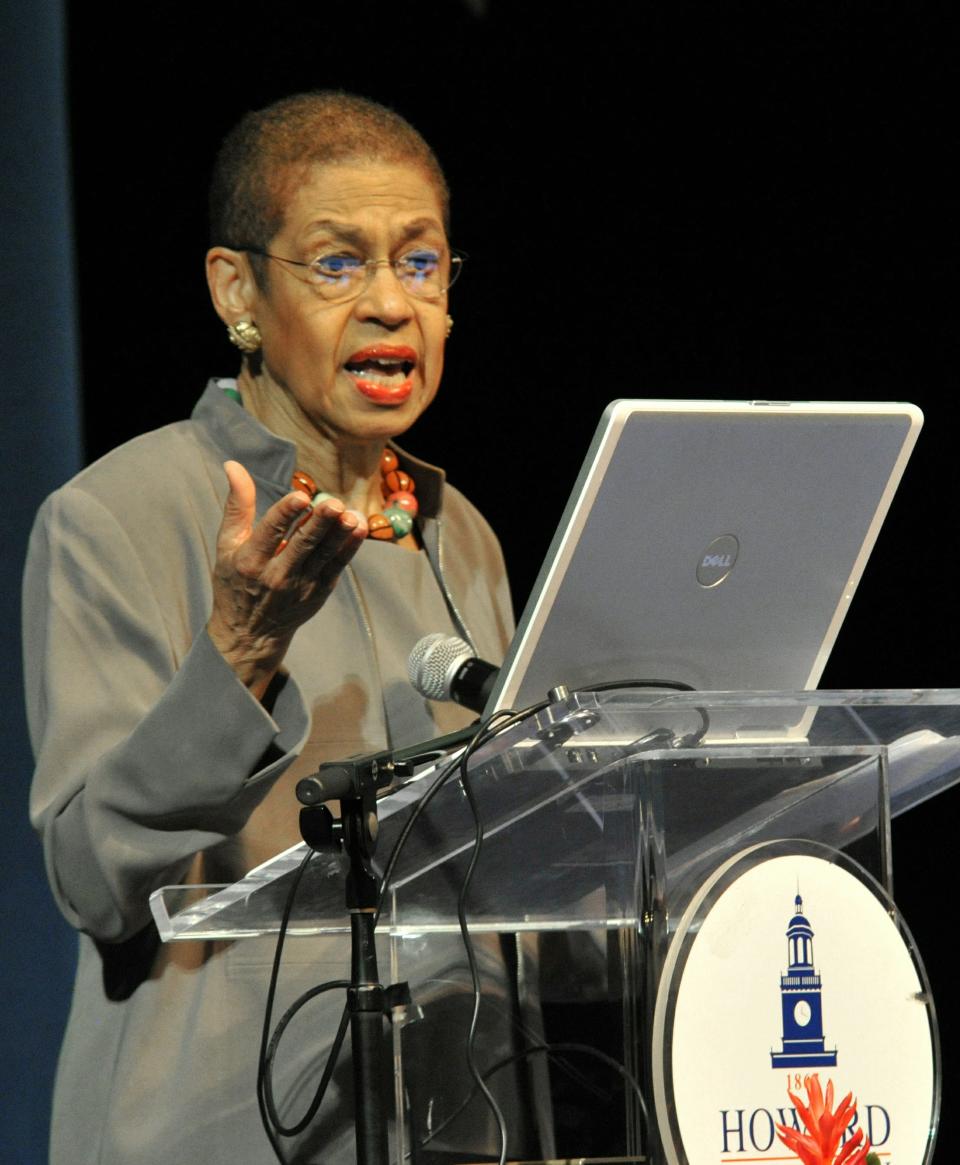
[367,513,394,540]
[381,469,413,499]
[291,469,317,496]
[387,490,418,516]
[381,448,399,473]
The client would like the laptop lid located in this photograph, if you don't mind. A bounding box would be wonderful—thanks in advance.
[486,399,922,727]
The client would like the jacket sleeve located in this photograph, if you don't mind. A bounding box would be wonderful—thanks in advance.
[24,485,310,943]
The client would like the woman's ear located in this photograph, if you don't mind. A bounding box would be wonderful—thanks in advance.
[205,247,258,326]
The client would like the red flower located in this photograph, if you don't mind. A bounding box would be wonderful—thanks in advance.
[776,1074,873,1165]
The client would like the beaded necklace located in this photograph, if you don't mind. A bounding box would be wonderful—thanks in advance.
[222,384,417,542]
[291,451,417,541]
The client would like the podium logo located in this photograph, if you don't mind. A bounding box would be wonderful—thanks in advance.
[659,852,935,1164]
[696,534,740,587]
[770,891,837,1070]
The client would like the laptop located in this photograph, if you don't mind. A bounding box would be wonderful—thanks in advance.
[486,399,922,739]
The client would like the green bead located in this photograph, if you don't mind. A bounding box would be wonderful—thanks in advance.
[221,387,242,405]
[384,505,414,538]
[311,491,337,506]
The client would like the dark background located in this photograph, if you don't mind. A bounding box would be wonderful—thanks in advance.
[70,1,959,679]
[4,1,958,1160]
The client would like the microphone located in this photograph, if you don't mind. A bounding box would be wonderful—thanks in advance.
[407,633,499,714]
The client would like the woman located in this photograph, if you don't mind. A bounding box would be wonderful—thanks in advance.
[25,92,514,1164]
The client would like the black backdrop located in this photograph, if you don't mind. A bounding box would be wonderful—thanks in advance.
[44,0,960,1156]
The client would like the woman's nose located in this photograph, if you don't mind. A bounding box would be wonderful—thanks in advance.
[354,261,415,326]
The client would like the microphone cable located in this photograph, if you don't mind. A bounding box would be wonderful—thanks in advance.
[256,678,689,1161]
[254,699,548,1162]
[257,843,364,1163]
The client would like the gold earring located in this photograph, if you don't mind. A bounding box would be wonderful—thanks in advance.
[445,315,454,338]
[227,320,262,353]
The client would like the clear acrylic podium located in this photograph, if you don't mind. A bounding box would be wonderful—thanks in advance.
[151,688,957,1163]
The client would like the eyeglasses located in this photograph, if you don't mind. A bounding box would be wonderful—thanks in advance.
[239,246,465,303]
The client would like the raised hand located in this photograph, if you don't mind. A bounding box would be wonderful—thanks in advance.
[207,460,367,698]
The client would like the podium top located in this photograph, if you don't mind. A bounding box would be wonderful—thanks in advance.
[151,687,960,942]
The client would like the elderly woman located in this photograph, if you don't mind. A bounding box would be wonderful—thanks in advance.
[25,93,514,1164]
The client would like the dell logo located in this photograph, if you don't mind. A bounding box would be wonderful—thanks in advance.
[697,535,740,588]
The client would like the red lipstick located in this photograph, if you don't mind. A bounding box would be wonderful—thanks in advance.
[353,377,413,404]
[344,344,417,405]
[346,344,418,364]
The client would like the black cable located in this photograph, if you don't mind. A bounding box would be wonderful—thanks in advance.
[261,982,351,1136]
[256,849,352,1154]
[374,705,537,922]
[581,677,695,693]
[254,690,615,1160]
[253,708,518,1157]
[577,677,710,745]
[441,693,668,1165]
[257,848,313,1163]
[373,746,473,924]
[254,704,538,1159]
[373,703,550,1165]
[383,684,688,1160]
[455,729,510,1165]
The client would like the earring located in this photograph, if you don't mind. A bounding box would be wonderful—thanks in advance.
[445,315,454,338]
[227,320,262,353]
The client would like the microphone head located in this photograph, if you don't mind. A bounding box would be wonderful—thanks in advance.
[408,633,472,700]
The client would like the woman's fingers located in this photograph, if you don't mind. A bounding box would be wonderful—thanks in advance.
[242,490,314,566]
[217,460,258,548]
[276,498,368,577]
[217,460,312,570]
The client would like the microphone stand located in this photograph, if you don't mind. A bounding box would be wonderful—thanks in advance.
[295,724,478,1165]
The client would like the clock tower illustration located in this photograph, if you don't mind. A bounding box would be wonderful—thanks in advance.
[771,891,838,1069]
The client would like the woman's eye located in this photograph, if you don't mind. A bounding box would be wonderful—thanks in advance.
[312,254,363,280]
[400,250,441,278]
